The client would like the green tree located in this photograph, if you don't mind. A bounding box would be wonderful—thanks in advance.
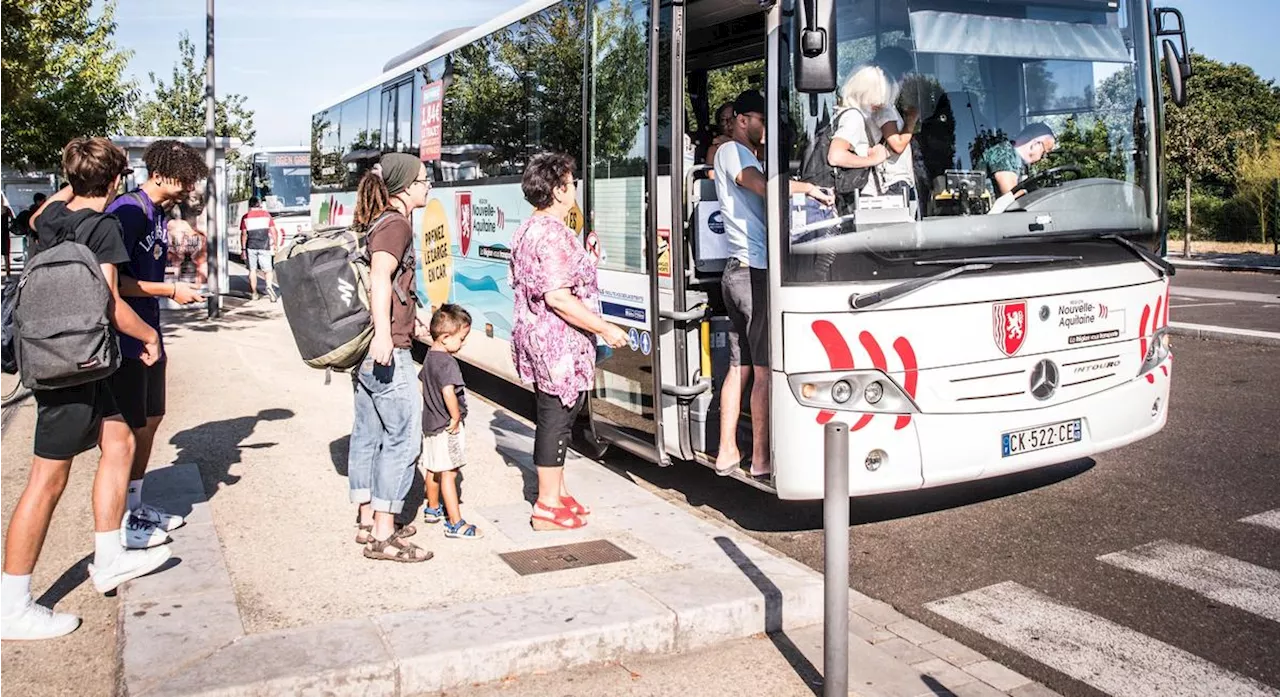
[1,0,136,171]
[1236,127,1280,243]
[127,32,255,147]
[1163,53,1280,246]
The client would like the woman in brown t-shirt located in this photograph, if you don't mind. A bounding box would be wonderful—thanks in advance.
[347,153,432,563]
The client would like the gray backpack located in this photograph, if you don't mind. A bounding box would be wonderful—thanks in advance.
[14,215,120,390]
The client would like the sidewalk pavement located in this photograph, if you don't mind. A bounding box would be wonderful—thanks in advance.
[1165,251,1280,274]
[3,282,1056,697]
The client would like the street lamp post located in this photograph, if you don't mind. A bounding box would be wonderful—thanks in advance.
[205,0,220,318]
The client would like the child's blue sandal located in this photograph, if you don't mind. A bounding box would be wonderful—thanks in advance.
[443,518,482,539]
[423,505,445,524]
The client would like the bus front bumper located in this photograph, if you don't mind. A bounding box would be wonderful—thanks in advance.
[771,358,1172,501]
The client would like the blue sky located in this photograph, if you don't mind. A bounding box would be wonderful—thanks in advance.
[110,0,526,146]
[108,0,1278,147]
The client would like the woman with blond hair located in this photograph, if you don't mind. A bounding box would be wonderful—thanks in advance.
[827,62,918,201]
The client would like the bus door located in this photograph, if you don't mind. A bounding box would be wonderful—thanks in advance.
[652,0,718,463]
[583,0,670,462]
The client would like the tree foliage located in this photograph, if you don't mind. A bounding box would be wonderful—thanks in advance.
[126,32,256,147]
[1235,127,1280,242]
[1163,53,1280,241]
[1163,53,1280,191]
[1,0,136,171]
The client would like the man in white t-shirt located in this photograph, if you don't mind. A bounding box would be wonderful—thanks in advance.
[712,90,832,481]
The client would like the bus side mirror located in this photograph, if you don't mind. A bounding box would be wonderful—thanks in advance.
[1154,7,1191,107]
[795,0,836,93]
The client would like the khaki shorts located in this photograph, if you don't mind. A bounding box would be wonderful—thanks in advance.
[422,428,465,473]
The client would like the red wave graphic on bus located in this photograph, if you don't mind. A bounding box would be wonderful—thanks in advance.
[1138,285,1173,384]
[810,321,918,431]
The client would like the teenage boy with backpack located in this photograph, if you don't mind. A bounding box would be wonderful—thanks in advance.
[1,138,167,641]
[102,140,209,549]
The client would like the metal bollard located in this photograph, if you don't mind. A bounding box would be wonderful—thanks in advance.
[823,421,850,697]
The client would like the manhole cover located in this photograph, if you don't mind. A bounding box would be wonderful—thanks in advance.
[498,540,635,576]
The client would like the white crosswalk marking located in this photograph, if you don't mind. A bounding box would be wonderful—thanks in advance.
[1099,541,1280,623]
[1241,509,1280,532]
[926,581,1280,697]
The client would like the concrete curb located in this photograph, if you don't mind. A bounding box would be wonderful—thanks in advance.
[1168,321,1280,347]
[1166,257,1280,275]
[118,462,828,696]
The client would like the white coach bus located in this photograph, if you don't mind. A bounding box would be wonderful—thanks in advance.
[311,0,1190,499]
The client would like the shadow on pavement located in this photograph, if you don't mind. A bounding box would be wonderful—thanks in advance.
[35,553,92,609]
[596,451,1095,534]
[489,411,539,505]
[716,536,822,696]
[169,408,294,499]
[328,434,428,526]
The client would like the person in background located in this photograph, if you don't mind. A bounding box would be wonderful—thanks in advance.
[348,153,432,563]
[2,193,13,276]
[703,102,737,169]
[870,47,920,201]
[239,196,280,302]
[509,152,629,531]
[2,138,165,641]
[12,193,47,240]
[979,123,1057,196]
[827,65,894,197]
[715,90,832,481]
[103,139,209,552]
[418,304,482,540]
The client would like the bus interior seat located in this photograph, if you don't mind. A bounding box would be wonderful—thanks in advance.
[688,173,730,280]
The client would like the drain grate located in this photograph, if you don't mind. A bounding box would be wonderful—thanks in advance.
[498,539,635,576]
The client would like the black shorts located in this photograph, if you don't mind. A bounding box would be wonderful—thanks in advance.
[721,258,769,367]
[104,357,167,429]
[533,388,586,467]
[33,380,116,460]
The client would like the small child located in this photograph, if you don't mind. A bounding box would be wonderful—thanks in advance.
[419,304,482,539]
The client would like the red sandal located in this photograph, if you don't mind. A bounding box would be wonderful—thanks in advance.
[530,501,586,531]
[560,495,591,516]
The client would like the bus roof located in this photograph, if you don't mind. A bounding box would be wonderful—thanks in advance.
[314,0,558,113]
[251,145,309,154]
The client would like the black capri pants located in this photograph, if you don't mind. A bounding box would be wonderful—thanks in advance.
[534,388,586,467]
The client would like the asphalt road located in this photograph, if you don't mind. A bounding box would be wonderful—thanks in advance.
[468,336,1280,697]
[1169,268,1280,333]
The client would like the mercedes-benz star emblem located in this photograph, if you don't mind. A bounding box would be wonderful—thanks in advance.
[1030,359,1060,401]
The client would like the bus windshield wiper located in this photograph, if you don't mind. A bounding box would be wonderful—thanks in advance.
[850,255,1081,311]
[1003,229,1175,278]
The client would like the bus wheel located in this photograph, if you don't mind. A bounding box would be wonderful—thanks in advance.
[573,423,610,460]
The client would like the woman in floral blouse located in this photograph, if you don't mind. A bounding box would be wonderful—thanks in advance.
[510,153,629,531]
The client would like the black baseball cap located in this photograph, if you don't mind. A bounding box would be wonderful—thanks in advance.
[733,90,765,117]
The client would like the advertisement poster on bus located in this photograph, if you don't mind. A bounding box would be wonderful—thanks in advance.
[419,81,444,162]
[420,183,527,340]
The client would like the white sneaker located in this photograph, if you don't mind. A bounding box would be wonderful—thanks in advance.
[0,598,81,640]
[132,502,185,532]
[89,546,172,594]
[121,512,171,550]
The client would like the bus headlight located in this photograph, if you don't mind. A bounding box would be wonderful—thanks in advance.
[1137,328,1172,377]
[788,371,918,414]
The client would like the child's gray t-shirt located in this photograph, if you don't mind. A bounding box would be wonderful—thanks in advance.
[419,350,467,435]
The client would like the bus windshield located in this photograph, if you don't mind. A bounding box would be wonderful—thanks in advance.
[783,0,1159,284]
[255,153,311,211]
